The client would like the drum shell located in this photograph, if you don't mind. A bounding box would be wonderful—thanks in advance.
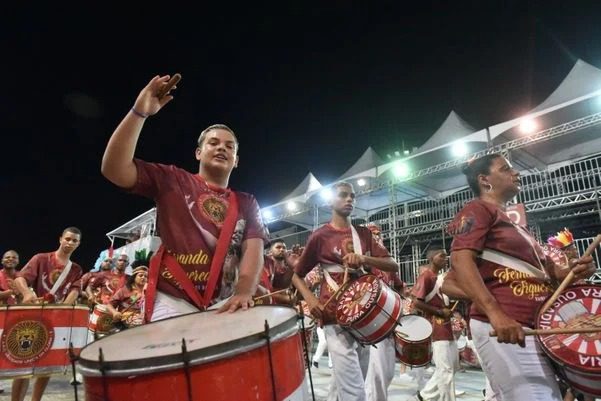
[0,304,89,378]
[336,274,402,345]
[535,284,601,397]
[88,304,114,334]
[78,305,307,401]
[394,315,433,367]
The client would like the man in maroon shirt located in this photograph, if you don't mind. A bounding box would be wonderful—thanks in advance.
[291,182,399,401]
[12,227,84,401]
[101,75,268,321]
[257,239,296,304]
[0,250,20,305]
[411,248,458,401]
[84,254,128,305]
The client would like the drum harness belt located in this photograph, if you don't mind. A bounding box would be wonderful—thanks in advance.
[479,248,547,280]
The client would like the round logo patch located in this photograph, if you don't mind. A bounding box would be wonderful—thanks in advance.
[2,320,54,364]
[197,194,228,226]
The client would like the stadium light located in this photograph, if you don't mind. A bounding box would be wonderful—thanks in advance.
[262,209,273,220]
[451,141,468,157]
[286,201,297,211]
[320,188,333,201]
[519,118,538,134]
[357,178,366,187]
[392,161,410,178]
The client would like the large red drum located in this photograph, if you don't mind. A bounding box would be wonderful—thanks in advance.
[394,314,433,367]
[536,284,601,397]
[88,304,114,336]
[77,305,307,401]
[0,304,89,378]
[335,274,402,345]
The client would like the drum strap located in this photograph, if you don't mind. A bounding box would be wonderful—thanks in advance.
[144,192,239,322]
[50,260,73,296]
[425,272,449,306]
[480,248,546,280]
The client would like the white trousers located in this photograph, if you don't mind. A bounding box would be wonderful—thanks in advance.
[324,325,371,401]
[365,335,395,401]
[419,340,458,401]
[470,319,562,401]
[313,326,332,367]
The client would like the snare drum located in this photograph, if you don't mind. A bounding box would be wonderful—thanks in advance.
[88,304,114,336]
[0,304,89,378]
[78,305,307,401]
[335,274,402,344]
[394,314,433,367]
[536,284,601,397]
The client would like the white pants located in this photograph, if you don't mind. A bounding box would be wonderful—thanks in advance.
[313,326,333,366]
[419,340,458,401]
[325,325,371,401]
[365,335,395,401]
[470,319,562,401]
[150,291,200,321]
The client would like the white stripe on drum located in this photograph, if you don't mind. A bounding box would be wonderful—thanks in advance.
[283,373,308,401]
[52,327,89,349]
[355,289,399,338]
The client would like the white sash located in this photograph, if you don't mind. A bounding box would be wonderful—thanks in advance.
[424,272,450,306]
[321,224,368,292]
[50,260,72,296]
[479,248,547,280]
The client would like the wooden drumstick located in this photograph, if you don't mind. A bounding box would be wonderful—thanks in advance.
[253,287,290,301]
[540,234,601,314]
[491,326,601,337]
[156,73,181,99]
[450,301,459,312]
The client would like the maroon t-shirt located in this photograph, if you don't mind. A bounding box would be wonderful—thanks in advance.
[264,257,294,290]
[110,286,143,313]
[449,199,553,327]
[0,269,17,305]
[131,159,269,304]
[412,268,454,341]
[20,252,83,302]
[294,224,391,323]
[372,267,404,291]
[89,271,127,304]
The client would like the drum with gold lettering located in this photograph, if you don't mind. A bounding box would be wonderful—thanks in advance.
[0,304,89,378]
[536,284,601,397]
[78,305,306,401]
[335,274,402,345]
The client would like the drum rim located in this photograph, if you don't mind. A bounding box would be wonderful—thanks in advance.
[77,305,300,377]
[396,314,433,341]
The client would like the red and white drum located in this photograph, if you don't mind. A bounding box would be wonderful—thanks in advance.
[77,305,307,401]
[335,274,402,344]
[0,304,89,378]
[88,304,114,336]
[536,284,601,397]
[394,314,433,367]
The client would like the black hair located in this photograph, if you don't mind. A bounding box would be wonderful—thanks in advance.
[461,153,503,196]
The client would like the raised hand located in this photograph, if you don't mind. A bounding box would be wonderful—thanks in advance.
[132,75,179,117]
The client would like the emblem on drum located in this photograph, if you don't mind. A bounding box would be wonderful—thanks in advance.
[336,276,379,324]
[1,320,54,364]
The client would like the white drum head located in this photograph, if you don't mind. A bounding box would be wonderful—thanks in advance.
[397,315,433,342]
[78,305,299,376]
[456,335,467,350]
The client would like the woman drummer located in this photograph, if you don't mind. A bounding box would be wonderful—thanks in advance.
[448,153,596,401]
[107,265,148,328]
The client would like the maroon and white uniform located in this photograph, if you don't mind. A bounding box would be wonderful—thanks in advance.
[0,269,17,305]
[88,271,127,304]
[130,159,269,305]
[450,199,561,401]
[294,223,390,324]
[20,252,82,303]
[449,198,552,327]
[412,269,454,342]
[264,256,294,290]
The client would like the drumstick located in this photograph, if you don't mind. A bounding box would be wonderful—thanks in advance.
[490,326,601,337]
[539,234,601,314]
[343,266,349,284]
[156,73,181,99]
[450,301,459,312]
[253,287,290,301]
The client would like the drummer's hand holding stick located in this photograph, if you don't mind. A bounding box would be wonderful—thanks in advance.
[540,234,600,314]
[12,277,36,304]
[292,273,325,322]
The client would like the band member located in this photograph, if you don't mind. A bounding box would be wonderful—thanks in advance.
[0,250,20,305]
[84,253,128,305]
[11,227,84,401]
[106,265,148,328]
[363,223,405,401]
[256,239,299,304]
[101,75,268,322]
[449,154,595,401]
[411,248,459,401]
[291,181,399,401]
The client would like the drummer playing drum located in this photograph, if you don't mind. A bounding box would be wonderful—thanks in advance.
[11,227,84,401]
[290,181,399,401]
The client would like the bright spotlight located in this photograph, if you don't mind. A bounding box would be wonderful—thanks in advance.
[519,118,537,134]
[262,209,273,220]
[451,141,468,157]
[320,188,333,201]
[286,201,297,211]
[392,162,410,178]
[357,178,366,187]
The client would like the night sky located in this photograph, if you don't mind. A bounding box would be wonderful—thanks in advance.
[3,2,601,269]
